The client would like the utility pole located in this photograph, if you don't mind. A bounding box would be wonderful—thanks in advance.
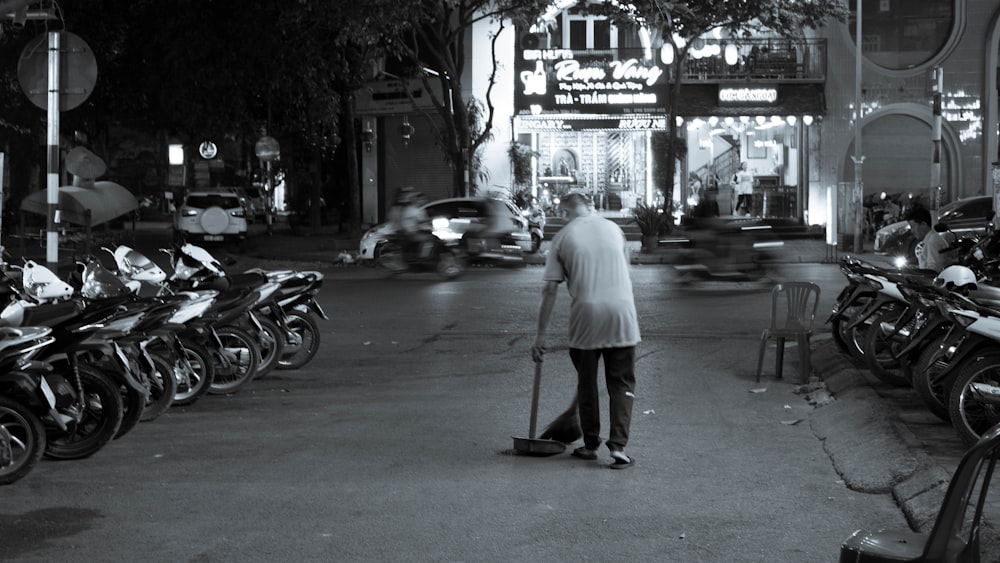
[852,0,864,253]
[930,66,943,222]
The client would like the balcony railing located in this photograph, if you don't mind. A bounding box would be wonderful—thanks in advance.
[680,38,827,83]
[576,38,827,83]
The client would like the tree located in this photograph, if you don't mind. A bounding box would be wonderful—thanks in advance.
[389,0,542,198]
[0,0,409,233]
[280,0,413,233]
[589,0,848,214]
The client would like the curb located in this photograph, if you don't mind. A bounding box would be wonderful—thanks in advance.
[809,341,1000,558]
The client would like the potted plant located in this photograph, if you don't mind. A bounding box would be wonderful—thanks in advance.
[633,202,669,252]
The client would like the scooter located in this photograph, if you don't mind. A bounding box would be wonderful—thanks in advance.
[522,207,545,254]
[671,219,781,289]
[378,233,466,280]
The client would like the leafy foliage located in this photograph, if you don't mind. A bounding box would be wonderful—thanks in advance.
[633,202,671,236]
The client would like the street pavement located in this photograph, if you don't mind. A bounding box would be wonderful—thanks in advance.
[6,216,1000,560]
[230,219,1000,561]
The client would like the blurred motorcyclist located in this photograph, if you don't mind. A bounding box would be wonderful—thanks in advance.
[523,195,545,228]
[387,187,433,258]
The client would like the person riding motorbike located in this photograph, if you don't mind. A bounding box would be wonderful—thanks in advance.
[523,196,546,231]
[387,187,433,259]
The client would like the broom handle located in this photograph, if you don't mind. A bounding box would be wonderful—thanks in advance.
[528,360,542,439]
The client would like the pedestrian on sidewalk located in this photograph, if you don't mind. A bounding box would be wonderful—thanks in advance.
[532,190,641,469]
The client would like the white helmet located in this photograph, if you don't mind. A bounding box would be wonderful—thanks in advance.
[934,265,978,291]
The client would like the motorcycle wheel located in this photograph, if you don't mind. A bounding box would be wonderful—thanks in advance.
[87,354,144,440]
[45,364,124,460]
[0,395,45,485]
[277,310,320,370]
[252,316,284,380]
[378,242,407,273]
[171,338,215,406]
[861,302,910,387]
[139,352,178,422]
[911,333,955,422]
[208,326,259,395]
[114,382,147,440]
[846,316,873,363]
[948,350,1000,447]
[830,296,870,357]
[900,324,950,383]
[437,250,465,279]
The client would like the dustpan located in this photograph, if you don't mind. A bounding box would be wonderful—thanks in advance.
[512,361,566,456]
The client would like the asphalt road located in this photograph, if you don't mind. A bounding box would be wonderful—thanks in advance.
[0,261,915,562]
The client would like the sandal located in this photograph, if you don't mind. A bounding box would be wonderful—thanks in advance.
[571,447,598,460]
[609,452,634,470]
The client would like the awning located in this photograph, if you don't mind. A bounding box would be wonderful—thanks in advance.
[20,181,138,227]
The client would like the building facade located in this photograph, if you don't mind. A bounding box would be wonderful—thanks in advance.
[357,0,1000,233]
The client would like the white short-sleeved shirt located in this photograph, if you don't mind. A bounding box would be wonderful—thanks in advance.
[543,215,641,349]
[915,230,954,272]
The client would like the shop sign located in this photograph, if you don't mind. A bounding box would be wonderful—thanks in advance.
[515,48,668,114]
[718,86,779,105]
[517,115,668,132]
[198,141,218,159]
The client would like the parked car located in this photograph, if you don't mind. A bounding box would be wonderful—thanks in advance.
[874,195,993,259]
[217,187,256,222]
[242,185,267,218]
[359,197,532,262]
[174,189,249,246]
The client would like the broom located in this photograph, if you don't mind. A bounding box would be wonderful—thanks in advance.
[538,392,581,444]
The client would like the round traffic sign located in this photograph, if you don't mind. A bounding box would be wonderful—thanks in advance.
[255,136,280,162]
[17,32,98,112]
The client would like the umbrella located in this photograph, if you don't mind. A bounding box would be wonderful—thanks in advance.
[20,181,138,227]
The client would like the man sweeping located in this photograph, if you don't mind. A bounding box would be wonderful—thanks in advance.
[531,191,641,469]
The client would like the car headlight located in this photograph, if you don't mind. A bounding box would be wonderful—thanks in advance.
[432,217,449,230]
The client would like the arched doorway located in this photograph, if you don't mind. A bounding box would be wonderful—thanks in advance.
[840,104,961,204]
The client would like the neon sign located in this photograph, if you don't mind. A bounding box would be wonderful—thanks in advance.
[515,47,668,115]
[718,87,779,104]
[517,115,668,132]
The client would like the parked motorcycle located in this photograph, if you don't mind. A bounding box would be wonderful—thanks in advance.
[159,243,324,372]
[0,326,56,484]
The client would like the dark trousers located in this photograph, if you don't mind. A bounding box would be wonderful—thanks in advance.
[570,346,636,452]
[736,194,753,215]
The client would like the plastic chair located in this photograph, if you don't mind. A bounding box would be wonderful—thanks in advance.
[838,422,1000,562]
[755,282,820,382]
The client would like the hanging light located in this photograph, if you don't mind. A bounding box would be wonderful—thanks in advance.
[724,43,739,65]
[676,116,684,127]
[786,115,797,126]
[803,115,814,126]
[399,115,415,148]
[362,118,376,152]
[660,44,674,65]
[724,116,734,126]
[770,115,782,124]
[740,115,750,123]
[755,116,766,126]
[708,116,719,127]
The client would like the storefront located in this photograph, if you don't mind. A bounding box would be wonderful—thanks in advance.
[513,42,825,222]
[514,45,666,213]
